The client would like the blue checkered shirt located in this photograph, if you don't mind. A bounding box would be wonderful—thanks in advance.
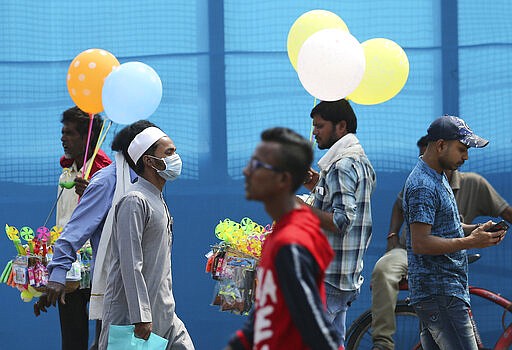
[313,152,376,291]
[403,158,470,305]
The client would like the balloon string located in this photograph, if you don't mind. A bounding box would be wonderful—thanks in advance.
[309,97,317,143]
[43,187,64,228]
[81,114,94,178]
[84,119,111,179]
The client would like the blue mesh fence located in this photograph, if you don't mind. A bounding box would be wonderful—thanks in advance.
[1,1,512,348]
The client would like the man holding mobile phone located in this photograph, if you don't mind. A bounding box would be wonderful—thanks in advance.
[487,220,509,232]
[403,116,507,349]
[371,134,512,350]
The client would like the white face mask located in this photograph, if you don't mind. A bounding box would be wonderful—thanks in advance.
[149,154,182,182]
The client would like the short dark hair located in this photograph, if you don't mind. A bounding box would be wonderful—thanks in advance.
[61,106,103,149]
[111,120,157,174]
[261,127,313,192]
[310,99,357,133]
[417,135,429,148]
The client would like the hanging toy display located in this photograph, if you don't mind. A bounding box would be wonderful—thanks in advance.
[0,223,89,302]
[205,217,272,315]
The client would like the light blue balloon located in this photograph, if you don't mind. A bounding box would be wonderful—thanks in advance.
[102,62,163,124]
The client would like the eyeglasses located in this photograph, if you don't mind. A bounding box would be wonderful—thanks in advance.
[247,158,282,173]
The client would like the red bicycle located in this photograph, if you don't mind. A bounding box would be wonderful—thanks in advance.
[346,254,512,349]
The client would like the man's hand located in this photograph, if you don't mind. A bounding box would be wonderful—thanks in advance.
[469,221,506,248]
[303,167,319,192]
[134,322,152,340]
[33,294,50,317]
[74,176,89,196]
[386,233,400,252]
[45,281,66,306]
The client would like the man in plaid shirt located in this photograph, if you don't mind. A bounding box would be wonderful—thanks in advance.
[303,99,376,348]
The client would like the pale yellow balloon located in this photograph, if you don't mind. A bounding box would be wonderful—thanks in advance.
[287,10,349,70]
[21,289,33,302]
[348,38,410,105]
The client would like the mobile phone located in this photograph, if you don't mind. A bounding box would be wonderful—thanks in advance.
[486,220,509,232]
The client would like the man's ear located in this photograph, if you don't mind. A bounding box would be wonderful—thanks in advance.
[435,139,446,152]
[280,171,294,191]
[142,155,152,169]
[335,120,347,135]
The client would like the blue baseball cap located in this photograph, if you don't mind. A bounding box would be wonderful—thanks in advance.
[426,115,489,148]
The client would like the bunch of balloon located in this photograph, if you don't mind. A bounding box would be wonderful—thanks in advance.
[347,38,409,105]
[287,10,365,102]
[102,62,163,125]
[66,48,163,126]
[66,50,163,179]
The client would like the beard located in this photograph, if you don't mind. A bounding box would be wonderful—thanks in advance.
[317,133,339,150]
[439,158,462,171]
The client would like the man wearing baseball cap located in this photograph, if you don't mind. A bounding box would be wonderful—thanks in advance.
[402,115,506,349]
[425,115,489,148]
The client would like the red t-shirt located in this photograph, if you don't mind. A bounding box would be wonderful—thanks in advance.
[59,149,111,179]
[233,205,337,350]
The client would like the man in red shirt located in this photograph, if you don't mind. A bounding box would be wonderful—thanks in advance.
[40,106,111,350]
[226,127,342,350]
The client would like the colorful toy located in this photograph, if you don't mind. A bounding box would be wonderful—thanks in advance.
[208,217,272,315]
[1,223,83,303]
[20,227,34,241]
[58,167,75,189]
[5,224,19,240]
[36,226,50,242]
[214,217,271,258]
[0,260,12,283]
[50,225,62,245]
[20,285,43,302]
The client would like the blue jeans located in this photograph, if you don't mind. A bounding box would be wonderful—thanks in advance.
[324,283,359,347]
[412,295,477,350]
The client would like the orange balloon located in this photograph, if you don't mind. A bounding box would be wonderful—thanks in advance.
[66,49,120,114]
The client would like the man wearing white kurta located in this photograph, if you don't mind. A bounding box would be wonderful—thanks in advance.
[98,127,194,350]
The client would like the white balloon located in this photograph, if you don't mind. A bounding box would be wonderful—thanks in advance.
[297,29,365,101]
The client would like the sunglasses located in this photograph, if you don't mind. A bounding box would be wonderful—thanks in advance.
[247,158,282,173]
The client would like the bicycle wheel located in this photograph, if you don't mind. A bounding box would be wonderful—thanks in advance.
[346,302,421,350]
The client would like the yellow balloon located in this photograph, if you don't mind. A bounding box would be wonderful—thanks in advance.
[348,38,409,105]
[287,10,349,70]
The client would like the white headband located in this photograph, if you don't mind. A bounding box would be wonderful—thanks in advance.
[127,127,167,163]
